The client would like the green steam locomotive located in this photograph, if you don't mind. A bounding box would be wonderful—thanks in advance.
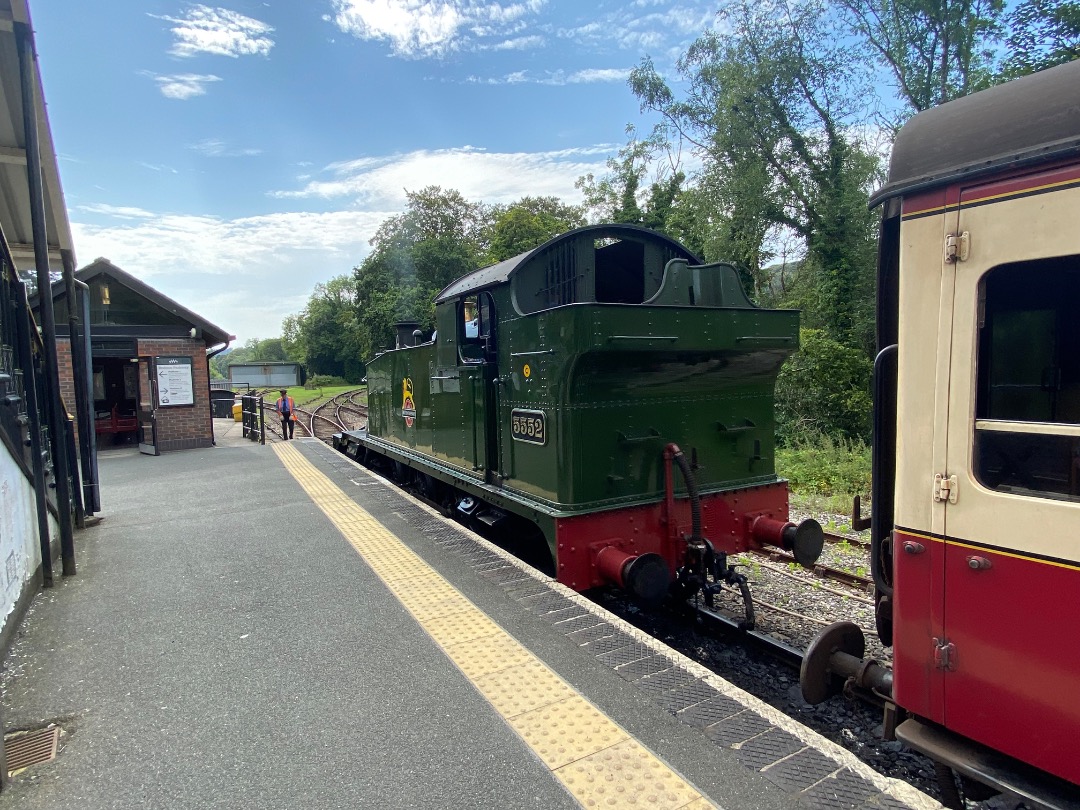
[334,224,821,616]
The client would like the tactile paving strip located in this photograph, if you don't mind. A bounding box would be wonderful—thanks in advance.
[558,739,705,810]
[301,441,930,810]
[275,443,713,810]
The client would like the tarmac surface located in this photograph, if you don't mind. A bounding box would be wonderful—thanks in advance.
[0,420,940,809]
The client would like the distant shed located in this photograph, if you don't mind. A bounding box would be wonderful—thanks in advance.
[228,362,304,389]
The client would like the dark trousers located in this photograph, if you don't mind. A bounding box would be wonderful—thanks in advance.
[281,418,294,439]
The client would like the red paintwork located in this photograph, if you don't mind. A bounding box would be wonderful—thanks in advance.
[902,159,1080,220]
[902,187,954,220]
[892,529,1080,785]
[891,530,946,725]
[553,482,790,591]
[942,541,1080,785]
[958,162,1080,206]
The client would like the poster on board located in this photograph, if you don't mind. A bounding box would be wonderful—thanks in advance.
[155,356,195,407]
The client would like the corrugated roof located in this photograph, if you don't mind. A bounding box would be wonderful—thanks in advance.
[0,0,74,272]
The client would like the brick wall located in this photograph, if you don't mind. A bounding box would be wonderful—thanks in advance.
[137,339,213,452]
[56,338,77,419]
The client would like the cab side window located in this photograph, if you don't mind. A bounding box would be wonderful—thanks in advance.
[458,293,495,363]
[974,255,1080,500]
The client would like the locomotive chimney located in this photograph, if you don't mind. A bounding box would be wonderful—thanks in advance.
[394,320,420,349]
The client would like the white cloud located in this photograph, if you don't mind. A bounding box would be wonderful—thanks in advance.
[466,67,629,85]
[155,5,275,59]
[488,34,544,51]
[149,72,223,99]
[78,204,157,220]
[329,0,546,57]
[138,162,180,174]
[69,143,618,342]
[70,210,389,343]
[270,145,608,208]
[558,2,714,51]
[189,138,263,157]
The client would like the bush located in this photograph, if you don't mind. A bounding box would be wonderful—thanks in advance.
[306,374,350,387]
[775,328,872,444]
[776,434,871,497]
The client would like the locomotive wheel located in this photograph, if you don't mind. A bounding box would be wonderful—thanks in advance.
[800,620,865,705]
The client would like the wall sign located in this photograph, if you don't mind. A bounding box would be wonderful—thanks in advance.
[155,356,195,407]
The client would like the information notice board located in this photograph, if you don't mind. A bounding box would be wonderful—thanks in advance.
[155,356,194,407]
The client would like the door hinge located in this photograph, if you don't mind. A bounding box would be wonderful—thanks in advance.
[945,231,970,263]
[933,473,958,503]
[934,638,957,671]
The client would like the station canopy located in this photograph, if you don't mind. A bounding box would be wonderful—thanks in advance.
[0,0,73,274]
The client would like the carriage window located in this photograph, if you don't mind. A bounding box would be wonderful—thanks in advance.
[973,255,1080,501]
[458,293,495,363]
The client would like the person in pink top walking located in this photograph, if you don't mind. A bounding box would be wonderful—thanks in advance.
[276,389,296,439]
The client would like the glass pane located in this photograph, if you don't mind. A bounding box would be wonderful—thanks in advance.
[973,254,1080,500]
[975,429,1080,502]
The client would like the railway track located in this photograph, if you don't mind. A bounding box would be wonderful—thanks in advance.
[258,388,368,443]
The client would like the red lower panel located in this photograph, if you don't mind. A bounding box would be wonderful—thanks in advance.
[942,542,1080,785]
[892,530,946,725]
[553,483,790,591]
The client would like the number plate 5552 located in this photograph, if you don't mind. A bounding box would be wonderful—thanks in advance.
[511,409,546,445]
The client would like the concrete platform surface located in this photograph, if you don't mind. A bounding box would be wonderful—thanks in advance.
[0,438,939,810]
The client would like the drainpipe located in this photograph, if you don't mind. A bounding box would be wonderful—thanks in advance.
[17,21,75,576]
[206,340,231,445]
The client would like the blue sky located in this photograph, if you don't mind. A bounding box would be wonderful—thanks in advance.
[30,1,720,345]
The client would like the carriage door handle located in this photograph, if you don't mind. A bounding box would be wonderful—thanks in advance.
[966,555,992,570]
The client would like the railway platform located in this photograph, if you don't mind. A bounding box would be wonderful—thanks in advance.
[0,436,939,810]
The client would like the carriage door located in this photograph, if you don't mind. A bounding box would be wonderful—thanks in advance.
[939,170,1080,781]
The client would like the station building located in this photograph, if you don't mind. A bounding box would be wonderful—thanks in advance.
[35,259,234,453]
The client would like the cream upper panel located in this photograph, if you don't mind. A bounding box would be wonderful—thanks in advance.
[943,181,1080,562]
[895,212,951,535]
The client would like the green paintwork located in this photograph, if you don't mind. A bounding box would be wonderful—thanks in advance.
[363,227,799,533]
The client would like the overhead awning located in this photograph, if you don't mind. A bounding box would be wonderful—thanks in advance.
[0,0,74,272]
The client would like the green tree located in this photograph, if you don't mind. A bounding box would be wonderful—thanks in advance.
[575,129,688,233]
[485,196,586,263]
[1000,0,1080,78]
[631,0,881,352]
[290,276,366,382]
[355,186,489,356]
[775,328,873,443]
[836,0,1005,122]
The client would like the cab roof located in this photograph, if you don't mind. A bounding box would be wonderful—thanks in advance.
[434,224,700,303]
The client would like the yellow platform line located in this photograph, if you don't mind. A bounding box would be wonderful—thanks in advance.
[274,442,715,810]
